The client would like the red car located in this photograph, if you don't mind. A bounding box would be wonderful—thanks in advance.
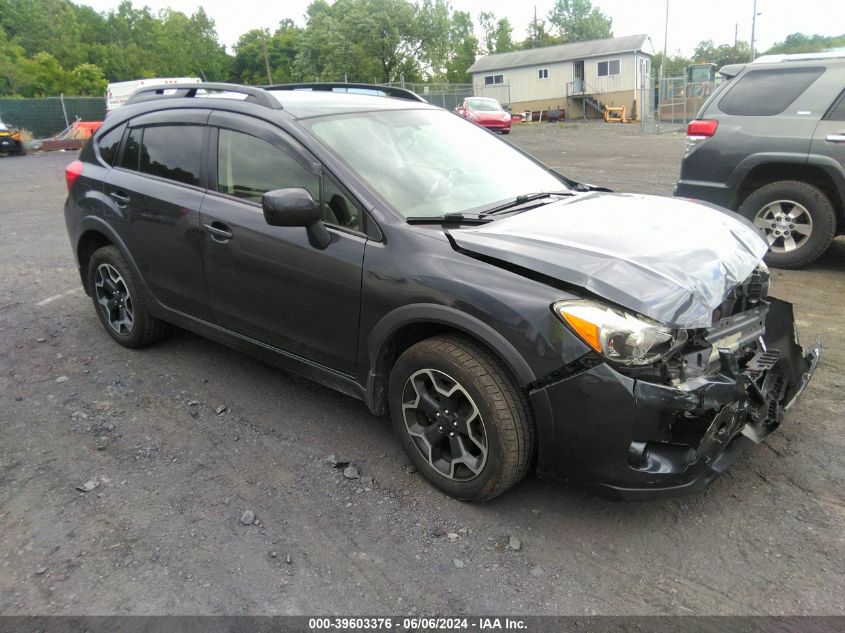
[454,97,512,134]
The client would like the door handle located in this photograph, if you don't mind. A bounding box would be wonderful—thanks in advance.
[203,222,234,242]
[110,191,130,205]
[826,134,845,143]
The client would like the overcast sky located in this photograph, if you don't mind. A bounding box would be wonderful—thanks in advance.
[77,0,842,57]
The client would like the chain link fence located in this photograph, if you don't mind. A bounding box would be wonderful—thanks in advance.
[641,76,719,133]
[384,82,512,111]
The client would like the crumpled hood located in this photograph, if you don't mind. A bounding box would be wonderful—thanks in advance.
[449,192,768,329]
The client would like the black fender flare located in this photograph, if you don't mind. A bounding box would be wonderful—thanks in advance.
[367,303,536,385]
[365,303,556,463]
[728,152,845,210]
[75,216,156,306]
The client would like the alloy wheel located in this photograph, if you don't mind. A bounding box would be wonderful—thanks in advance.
[94,263,134,335]
[753,200,813,253]
[401,368,488,481]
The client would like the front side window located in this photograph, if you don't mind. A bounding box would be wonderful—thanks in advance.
[597,59,621,77]
[304,109,566,219]
[217,129,359,231]
[138,125,203,186]
[217,128,319,203]
[718,67,825,116]
[827,89,845,121]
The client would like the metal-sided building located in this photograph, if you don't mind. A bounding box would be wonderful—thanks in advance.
[467,34,655,120]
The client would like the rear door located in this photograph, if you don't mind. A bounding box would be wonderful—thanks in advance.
[105,109,213,320]
[199,111,366,374]
[810,79,845,178]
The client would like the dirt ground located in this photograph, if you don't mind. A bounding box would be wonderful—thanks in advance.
[1,122,843,616]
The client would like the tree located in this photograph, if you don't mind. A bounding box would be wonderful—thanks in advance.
[547,0,612,44]
[479,12,515,55]
[444,10,477,83]
[692,39,749,67]
[652,51,691,78]
[766,32,845,54]
[68,62,107,95]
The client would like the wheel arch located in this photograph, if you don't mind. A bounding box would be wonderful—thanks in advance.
[75,218,148,297]
[364,304,536,416]
[732,157,845,231]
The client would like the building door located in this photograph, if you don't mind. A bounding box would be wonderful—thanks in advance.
[573,60,585,93]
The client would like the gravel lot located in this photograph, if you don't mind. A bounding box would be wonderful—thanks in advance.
[1,122,843,616]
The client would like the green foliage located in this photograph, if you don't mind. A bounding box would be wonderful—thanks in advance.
[444,11,477,83]
[0,0,231,96]
[652,52,691,78]
[765,32,845,54]
[547,0,613,44]
[692,39,750,67]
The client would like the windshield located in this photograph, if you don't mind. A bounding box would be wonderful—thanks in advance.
[466,99,502,112]
[303,109,566,218]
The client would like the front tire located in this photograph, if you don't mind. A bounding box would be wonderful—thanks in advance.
[87,246,168,348]
[388,335,535,502]
[738,180,836,269]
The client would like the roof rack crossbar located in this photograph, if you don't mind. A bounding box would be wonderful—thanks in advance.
[265,82,427,103]
[125,82,282,109]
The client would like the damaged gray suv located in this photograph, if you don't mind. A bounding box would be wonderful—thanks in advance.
[64,83,820,501]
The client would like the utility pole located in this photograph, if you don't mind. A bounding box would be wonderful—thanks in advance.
[262,32,273,84]
[734,23,739,62]
[661,0,669,79]
[750,0,758,62]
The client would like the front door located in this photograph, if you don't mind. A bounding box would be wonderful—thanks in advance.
[573,60,585,93]
[199,112,366,375]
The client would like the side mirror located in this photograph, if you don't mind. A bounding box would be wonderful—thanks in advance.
[262,188,331,250]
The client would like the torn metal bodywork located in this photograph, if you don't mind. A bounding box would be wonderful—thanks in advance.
[450,192,768,328]
[529,297,820,499]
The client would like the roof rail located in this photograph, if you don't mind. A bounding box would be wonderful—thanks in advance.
[753,51,845,64]
[125,82,282,109]
[265,82,427,103]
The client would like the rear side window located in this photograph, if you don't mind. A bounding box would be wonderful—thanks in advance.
[119,127,142,170]
[98,124,125,165]
[718,67,825,116]
[138,125,203,186]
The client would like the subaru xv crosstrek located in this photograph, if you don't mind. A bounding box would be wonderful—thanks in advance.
[64,82,819,501]
[676,53,845,269]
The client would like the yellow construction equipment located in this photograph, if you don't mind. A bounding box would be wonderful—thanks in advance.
[604,105,628,123]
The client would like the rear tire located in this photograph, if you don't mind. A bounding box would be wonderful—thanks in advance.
[388,335,535,502]
[87,246,168,348]
[738,180,836,269]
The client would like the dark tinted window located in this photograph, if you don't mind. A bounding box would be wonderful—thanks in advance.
[139,125,203,186]
[719,67,825,116]
[98,124,125,165]
[827,90,845,120]
[217,129,318,202]
[323,176,361,232]
[119,127,142,170]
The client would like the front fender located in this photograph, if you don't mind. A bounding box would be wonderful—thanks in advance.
[367,303,537,388]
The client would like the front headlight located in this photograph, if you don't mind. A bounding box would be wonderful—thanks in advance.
[468,111,479,120]
[553,300,687,366]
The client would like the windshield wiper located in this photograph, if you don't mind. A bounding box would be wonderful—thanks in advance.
[478,191,573,216]
[406,213,491,225]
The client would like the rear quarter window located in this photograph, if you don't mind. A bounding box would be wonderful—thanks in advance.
[97,123,126,166]
[718,66,825,116]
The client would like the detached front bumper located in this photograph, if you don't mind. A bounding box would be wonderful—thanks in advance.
[531,298,820,499]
